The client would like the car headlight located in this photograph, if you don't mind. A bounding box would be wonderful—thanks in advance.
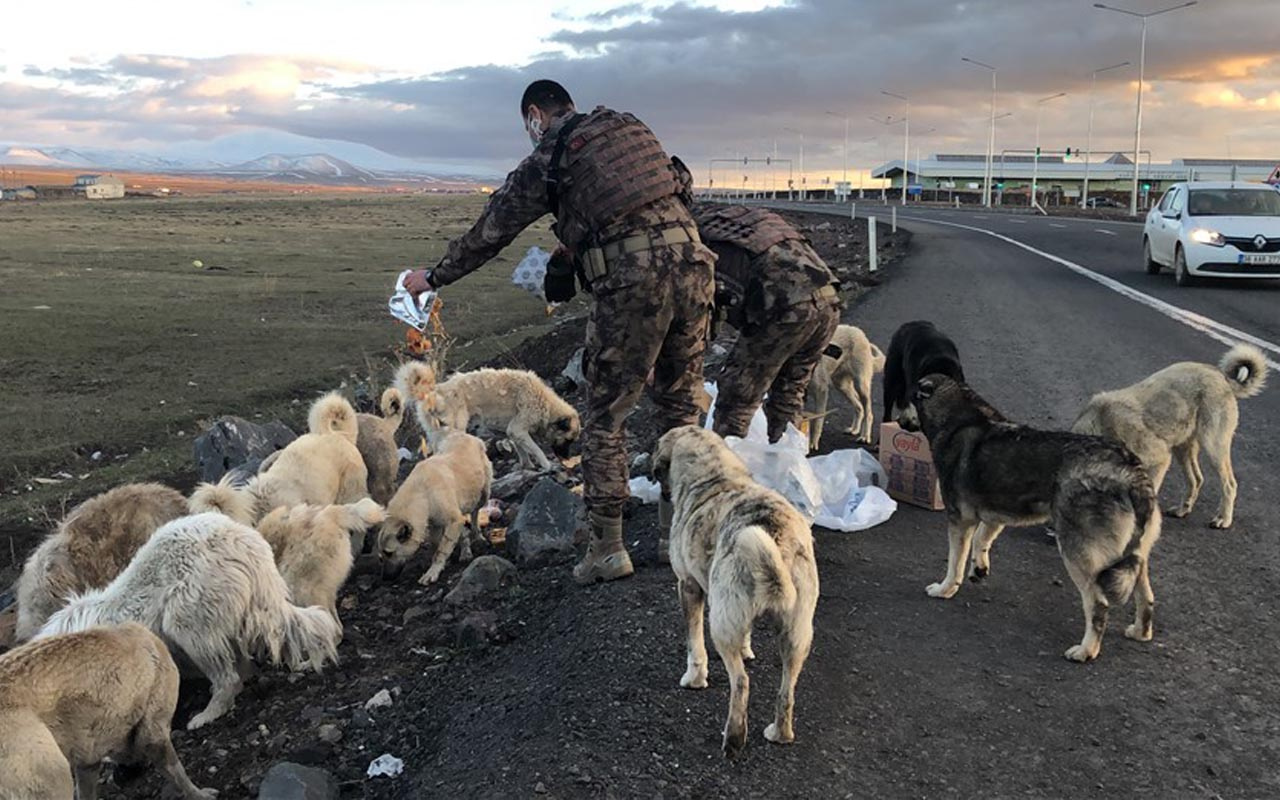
[1189,228,1225,247]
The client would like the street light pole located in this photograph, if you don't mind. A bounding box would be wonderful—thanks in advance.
[882,91,910,205]
[962,58,997,207]
[1032,92,1066,213]
[1083,60,1131,208]
[824,110,850,201]
[783,126,805,200]
[1094,1,1197,216]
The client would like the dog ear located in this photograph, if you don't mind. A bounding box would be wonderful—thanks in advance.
[555,416,574,432]
[822,343,843,360]
[915,377,937,400]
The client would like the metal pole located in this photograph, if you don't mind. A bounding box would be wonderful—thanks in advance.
[1131,17,1146,217]
[868,216,878,273]
[891,206,897,233]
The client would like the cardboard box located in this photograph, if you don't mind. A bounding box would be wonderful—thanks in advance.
[878,422,945,511]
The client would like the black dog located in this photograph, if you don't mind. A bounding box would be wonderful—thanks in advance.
[882,320,965,424]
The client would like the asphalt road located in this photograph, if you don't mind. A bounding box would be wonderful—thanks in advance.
[768,201,1280,797]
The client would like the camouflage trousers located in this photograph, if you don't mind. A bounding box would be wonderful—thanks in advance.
[713,293,840,443]
[582,241,716,518]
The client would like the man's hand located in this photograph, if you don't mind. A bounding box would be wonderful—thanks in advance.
[404,268,435,298]
[544,247,577,303]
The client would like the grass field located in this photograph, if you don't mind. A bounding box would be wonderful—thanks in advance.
[0,194,567,541]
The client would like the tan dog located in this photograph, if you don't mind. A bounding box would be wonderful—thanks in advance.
[1073,344,1267,529]
[378,432,493,585]
[653,426,819,757]
[15,483,187,642]
[40,512,340,730]
[214,393,369,524]
[401,364,580,472]
[0,623,215,799]
[357,387,405,505]
[257,499,386,626]
[804,324,885,450]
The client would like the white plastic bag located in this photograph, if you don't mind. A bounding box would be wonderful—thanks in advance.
[628,476,662,504]
[511,246,551,298]
[367,753,404,778]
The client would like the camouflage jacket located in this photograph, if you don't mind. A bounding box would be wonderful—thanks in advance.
[695,206,838,330]
[431,109,693,287]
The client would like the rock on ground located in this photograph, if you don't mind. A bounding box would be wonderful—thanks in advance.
[193,416,297,483]
[444,555,516,606]
[257,762,338,800]
[504,478,582,566]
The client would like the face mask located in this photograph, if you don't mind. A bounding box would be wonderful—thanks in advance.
[526,114,543,149]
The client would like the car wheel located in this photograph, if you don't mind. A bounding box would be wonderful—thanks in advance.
[1174,246,1197,287]
[1143,238,1160,274]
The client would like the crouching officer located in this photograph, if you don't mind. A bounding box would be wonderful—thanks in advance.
[403,80,715,585]
[693,202,841,443]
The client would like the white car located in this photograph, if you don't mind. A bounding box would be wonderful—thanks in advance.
[1143,181,1280,286]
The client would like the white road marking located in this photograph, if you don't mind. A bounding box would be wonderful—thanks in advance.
[1009,219,1027,224]
[897,214,1280,370]
[974,215,988,219]
[1049,223,1067,228]
[1095,229,1117,236]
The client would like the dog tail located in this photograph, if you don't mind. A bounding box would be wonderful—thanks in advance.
[339,497,387,531]
[394,361,437,405]
[308,392,359,444]
[240,552,340,671]
[1219,344,1268,399]
[1098,482,1162,605]
[379,387,405,424]
[738,525,798,612]
[188,477,257,526]
[870,343,886,374]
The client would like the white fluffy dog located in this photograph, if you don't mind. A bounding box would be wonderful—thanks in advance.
[397,362,579,471]
[357,387,405,505]
[804,324,886,450]
[15,483,188,642]
[38,512,341,730]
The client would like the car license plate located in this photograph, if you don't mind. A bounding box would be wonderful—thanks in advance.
[1238,253,1280,266]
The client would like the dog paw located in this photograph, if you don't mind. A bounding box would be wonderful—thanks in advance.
[968,564,989,582]
[680,668,708,689]
[418,569,442,586]
[1209,517,1232,530]
[186,712,216,731]
[722,726,747,758]
[1125,623,1153,642]
[1164,505,1191,519]
[196,790,220,799]
[926,582,959,599]
[1063,645,1097,663]
[763,722,794,745]
[742,645,756,662]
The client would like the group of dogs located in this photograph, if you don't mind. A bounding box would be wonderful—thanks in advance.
[0,315,1269,793]
[0,361,581,799]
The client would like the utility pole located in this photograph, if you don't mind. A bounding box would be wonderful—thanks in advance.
[962,58,998,207]
[1032,92,1066,214]
[1083,60,1130,208]
[1094,1,1197,216]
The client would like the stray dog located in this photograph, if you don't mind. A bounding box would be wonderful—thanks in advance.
[191,482,383,625]
[905,375,1162,662]
[357,387,405,505]
[401,363,579,472]
[378,432,493,586]
[1073,344,1267,529]
[15,483,187,642]
[883,320,965,429]
[804,324,886,450]
[0,623,216,799]
[218,392,369,525]
[39,512,341,729]
[653,426,819,756]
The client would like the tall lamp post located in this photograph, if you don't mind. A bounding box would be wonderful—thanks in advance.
[1094,1,1197,216]
[881,90,910,205]
[868,115,903,203]
[1032,92,1067,213]
[961,57,997,207]
[1082,60,1130,208]
[824,110,850,202]
[783,126,806,200]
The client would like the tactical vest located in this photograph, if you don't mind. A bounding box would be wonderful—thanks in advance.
[692,204,806,257]
[549,107,683,248]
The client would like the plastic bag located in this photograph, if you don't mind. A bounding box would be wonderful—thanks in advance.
[511,246,551,298]
[388,269,437,332]
[628,476,662,504]
[367,754,404,779]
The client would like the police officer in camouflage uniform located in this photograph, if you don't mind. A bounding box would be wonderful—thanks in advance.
[692,202,841,443]
[404,80,715,585]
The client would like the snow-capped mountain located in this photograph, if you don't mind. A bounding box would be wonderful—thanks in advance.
[215,153,380,183]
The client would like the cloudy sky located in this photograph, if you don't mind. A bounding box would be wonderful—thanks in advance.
[3,0,1278,179]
